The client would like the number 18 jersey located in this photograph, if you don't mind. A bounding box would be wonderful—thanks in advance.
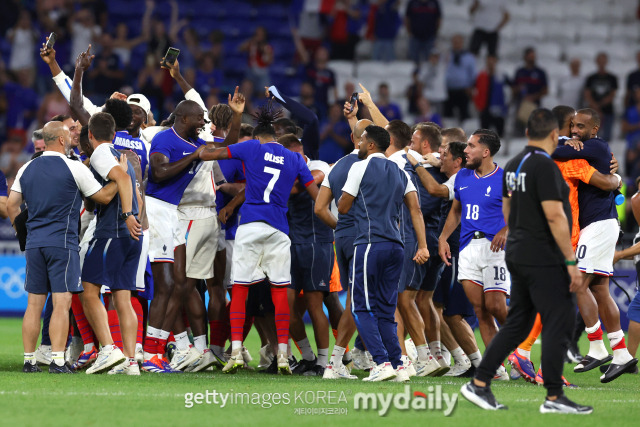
[227,140,314,235]
[454,164,505,251]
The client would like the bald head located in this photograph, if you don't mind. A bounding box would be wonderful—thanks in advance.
[42,121,66,146]
[175,100,204,117]
[353,119,373,140]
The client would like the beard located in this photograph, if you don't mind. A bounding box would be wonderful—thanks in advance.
[465,156,481,170]
[186,126,200,140]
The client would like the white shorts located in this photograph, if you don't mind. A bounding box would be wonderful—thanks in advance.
[576,218,618,276]
[232,222,291,286]
[136,229,150,290]
[146,197,179,263]
[175,216,219,279]
[458,238,511,294]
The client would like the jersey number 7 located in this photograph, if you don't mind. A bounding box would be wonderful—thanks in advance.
[263,166,281,203]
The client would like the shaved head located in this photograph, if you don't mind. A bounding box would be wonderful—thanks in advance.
[174,100,204,117]
[353,119,373,140]
[42,121,66,146]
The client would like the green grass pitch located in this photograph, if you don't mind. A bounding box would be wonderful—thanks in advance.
[0,317,638,426]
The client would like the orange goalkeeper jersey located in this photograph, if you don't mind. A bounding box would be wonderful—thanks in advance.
[554,159,596,250]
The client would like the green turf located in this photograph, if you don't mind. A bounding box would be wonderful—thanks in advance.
[0,317,638,426]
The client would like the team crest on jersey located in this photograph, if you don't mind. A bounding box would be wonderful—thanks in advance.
[162,244,167,254]
[485,186,491,197]
[319,280,326,287]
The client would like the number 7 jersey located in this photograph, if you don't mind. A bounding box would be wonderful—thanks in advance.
[227,140,315,234]
[454,164,506,251]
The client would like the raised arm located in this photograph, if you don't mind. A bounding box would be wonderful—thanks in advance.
[201,87,245,159]
[268,85,319,158]
[70,45,95,126]
[358,83,389,128]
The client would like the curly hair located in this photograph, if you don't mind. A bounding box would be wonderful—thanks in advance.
[251,100,282,139]
[208,104,233,130]
[103,98,133,131]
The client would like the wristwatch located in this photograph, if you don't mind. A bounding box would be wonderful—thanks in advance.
[413,161,423,170]
[120,211,134,221]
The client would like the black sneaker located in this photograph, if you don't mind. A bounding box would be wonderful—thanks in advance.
[49,362,76,374]
[539,395,593,414]
[293,357,317,375]
[302,364,325,376]
[23,362,42,373]
[460,382,507,410]
[459,365,476,378]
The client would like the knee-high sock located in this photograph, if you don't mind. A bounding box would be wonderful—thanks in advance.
[230,285,249,345]
[107,309,123,350]
[270,286,290,346]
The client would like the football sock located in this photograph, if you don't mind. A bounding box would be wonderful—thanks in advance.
[230,284,249,349]
[608,330,633,364]
[278,343,288,354]
[130,296,144,345]
[24,352,36,365]
[209,320,228,347]
[175,331,190,351]
[297,338,315,361]
[518,313,542,352]
[84,343,95,353]
[585,321,608,359]
[270,286,290,346]
[450,346,466,364]
[51,351,65,367]
[71,293,95,346]
[429,341,442,359]
[157,330,170,356]
[330,345,346,366]
[317,348,329,367]
[516,348,531,360]
[416,344,430,361]
[107,309,123,350]
[468,350,482,368]
[193,335,206,352]
[144,326,160,360]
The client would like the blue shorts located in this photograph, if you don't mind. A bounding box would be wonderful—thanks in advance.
[335,235,355,291]
[290,242,334,292]
[432,255,474,317]
[399,240,425,292]
[25,247,82,294]
[628,287,640,324]
[82,236,143,291]
[421,255,443,292]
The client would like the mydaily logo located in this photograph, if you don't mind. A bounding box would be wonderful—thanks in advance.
[353,385,458,416]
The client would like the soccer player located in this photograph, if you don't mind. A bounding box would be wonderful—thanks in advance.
[81,112,143,375]
[339,125,430,382]
[200,95,319,375]
[438,129,510,380]
[7,120,119,373]
[386,120,444,377]
[552,108,638,382]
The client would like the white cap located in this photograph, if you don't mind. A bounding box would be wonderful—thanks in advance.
[127,94,151,116]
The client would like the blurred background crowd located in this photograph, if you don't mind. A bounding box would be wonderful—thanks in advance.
[2,0,640,242]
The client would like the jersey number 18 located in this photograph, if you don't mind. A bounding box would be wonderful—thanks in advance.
[466,204,480,220]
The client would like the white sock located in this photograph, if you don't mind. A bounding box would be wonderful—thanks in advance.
[83,343,95,353]
[51,351,65,367]
[24,352,36,364]
[429,341,442,358]
[297,338,315,361]
[441,345,451,365]
[146,326,160,339]
[451,346,465,364]
[175,331,190,350]
[608,330,633,364]
[468,350,482,368]
[317,348,329,367]
[158,329,170,341]
[585,321,608,359]
[416,344,430,361]
[330,345,346,366]
[193,335,207,352]
[231,340,242,351]
[517,348,531,360]
[40,344,51,352]
[278,343,288,354]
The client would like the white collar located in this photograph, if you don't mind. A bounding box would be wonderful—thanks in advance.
[350,149,359,155]
[367,152,387,160]
[41,150,67,157]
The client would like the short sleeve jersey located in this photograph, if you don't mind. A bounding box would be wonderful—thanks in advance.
[503,146,571,266]
[90,143,139,239]
[321,151,360,238]
[342,153,416,246]
[454,164,505,251]
[146,127,206,205]
[227,140,315,235]
[12,151,102,250]
[113,130,149,178]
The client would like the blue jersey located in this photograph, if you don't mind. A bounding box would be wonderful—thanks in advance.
[113,130,149,178]
[389,151,421,243]
[213,136,246,240]
[321,151,360,238]
[342,153,416,246]
[0,169,7,197]
[227,140,315,235]
[454,165,505,251]
[146,127,205,205]
[288,159,334,244]
[90,143,139,239]
[552,137,617,228]
[12,151,103,250]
